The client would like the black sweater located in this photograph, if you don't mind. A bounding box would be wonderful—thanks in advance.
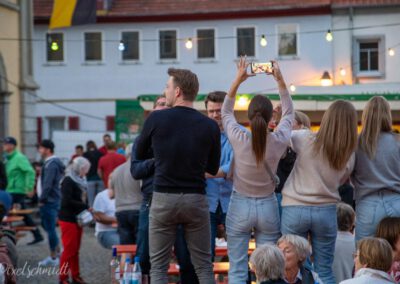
[58,177,88,223]
[136,106,221,194]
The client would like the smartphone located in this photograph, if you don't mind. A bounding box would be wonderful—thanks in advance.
[251,62,274,74]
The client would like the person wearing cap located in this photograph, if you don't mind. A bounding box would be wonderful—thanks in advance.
[37,139,65,266]
[2,136,44,245]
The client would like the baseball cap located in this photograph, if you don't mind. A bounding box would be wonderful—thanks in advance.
[2,137,17,146]
[39,139,55,152]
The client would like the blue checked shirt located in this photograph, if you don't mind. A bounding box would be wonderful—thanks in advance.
[206,131,234,213]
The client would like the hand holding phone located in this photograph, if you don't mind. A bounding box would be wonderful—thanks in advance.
[251,61,274,74]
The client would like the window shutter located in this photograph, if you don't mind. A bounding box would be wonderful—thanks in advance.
[106,116,115,131]
[68,116,80,130]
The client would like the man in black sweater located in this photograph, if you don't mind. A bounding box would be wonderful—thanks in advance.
[136,68,221,284]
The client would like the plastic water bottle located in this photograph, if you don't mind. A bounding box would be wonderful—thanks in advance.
[110,247,120,284]
[123,257,132,284]
[131,256,142,284]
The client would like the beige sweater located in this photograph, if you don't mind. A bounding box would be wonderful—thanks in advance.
[282,130,355,206]
[221,89,294,198]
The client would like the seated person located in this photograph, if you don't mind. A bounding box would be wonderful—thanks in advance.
[0,193,12,216]
[333,202,356,283]
[376,217,400,283]
[340,237,394,284]
[249,244,286,284]
[277,234,323,284]
[92,175,119,249]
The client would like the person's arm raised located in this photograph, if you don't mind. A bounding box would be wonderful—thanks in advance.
[271,61,294,144]
[227,57,255,99]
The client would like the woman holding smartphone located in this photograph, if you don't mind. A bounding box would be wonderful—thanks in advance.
[281,99,358,284]
[222,57,293,283]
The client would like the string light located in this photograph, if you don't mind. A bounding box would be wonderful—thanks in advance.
[51,41,59,51]
[260,35,267,47]
[388,48,395,56]
[340,68,346,77]
[326,30,333,42]
[185,38,193,49]
[289,84,296,92]
[118,40,125,51]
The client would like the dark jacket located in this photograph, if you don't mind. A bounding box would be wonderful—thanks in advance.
[0,161,7,190]
[83,149,103,180]
[276,147,297,193]
[40,157,65,204]
[0,242,16,284]
[131,136,155,202]
[58,177,88,223]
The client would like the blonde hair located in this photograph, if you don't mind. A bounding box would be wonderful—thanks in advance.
[294,111,311,129]
[314,100,358,170]
[357,237,393,271]
[359,96,392,159]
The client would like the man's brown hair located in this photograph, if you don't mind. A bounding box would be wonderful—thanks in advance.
[105,141,117,150]
[205,91,227,109]
[167,68,199,102]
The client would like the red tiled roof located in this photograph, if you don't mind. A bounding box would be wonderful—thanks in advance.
[34,0,400,22]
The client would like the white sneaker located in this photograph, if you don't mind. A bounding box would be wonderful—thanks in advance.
[38,256,59,266]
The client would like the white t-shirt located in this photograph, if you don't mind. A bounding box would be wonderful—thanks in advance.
[93,189,116,235]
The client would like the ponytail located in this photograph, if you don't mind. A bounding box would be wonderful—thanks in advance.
[250,112,268,167]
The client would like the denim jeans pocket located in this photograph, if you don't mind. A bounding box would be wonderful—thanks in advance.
[356,200,377,226]
[226,196,250,224]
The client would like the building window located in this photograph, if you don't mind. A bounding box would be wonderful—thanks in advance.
[197,29,215,59]
[159,30,177,60]
[47,117,66,139]
[121,31,139,61]
[84,32,102,61]
[278,24,298,57]
[354,37,384,77]
[359,41,379,72]
[46,33,64,62]
[237,27,255,57]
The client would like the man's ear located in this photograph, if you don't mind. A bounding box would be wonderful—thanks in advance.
[175,86,182,98]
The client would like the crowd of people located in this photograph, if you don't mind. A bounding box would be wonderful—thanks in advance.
[0,57,399,284]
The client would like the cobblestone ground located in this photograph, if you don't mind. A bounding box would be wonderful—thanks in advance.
[16,224,111,284]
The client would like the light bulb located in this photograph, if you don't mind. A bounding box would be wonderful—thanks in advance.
[260,35,267,47]
[51,42,59,51]
[118,41,125,51]
[388,48,395,56]
[290,84,296,92]
[340,68,346,77]
[237,96,249,108]
[185,38,193,50]
[326,30,333,42]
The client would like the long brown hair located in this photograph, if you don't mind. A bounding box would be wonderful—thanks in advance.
[359,96,392,159]
[248,95,273,166]
[314,100,358,170]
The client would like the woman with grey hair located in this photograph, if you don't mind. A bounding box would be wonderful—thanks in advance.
[58,157,91,284]
[250,244,286,284]
[277,234,323,284]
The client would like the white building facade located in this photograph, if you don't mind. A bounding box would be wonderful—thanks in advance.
[33,0,400,139]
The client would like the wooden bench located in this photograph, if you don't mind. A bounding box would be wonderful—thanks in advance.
[167,262,229,275]
[14,226,36,232]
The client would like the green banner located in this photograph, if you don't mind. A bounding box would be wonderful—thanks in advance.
[115,100,144,143]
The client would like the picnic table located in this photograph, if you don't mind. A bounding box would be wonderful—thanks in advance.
[2,216,24,224]
[8,208,34,215]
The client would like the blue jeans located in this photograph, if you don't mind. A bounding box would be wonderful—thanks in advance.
[281,205,337,284]
[136,201,151,275]
[355,190,400,241]
[86,180,104,208]
[116,210,140,245]
[226,191,281,284]
[96,230,120,249]
[276,192,283,217]
[40,202,60,252]
[210,203,226,260]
